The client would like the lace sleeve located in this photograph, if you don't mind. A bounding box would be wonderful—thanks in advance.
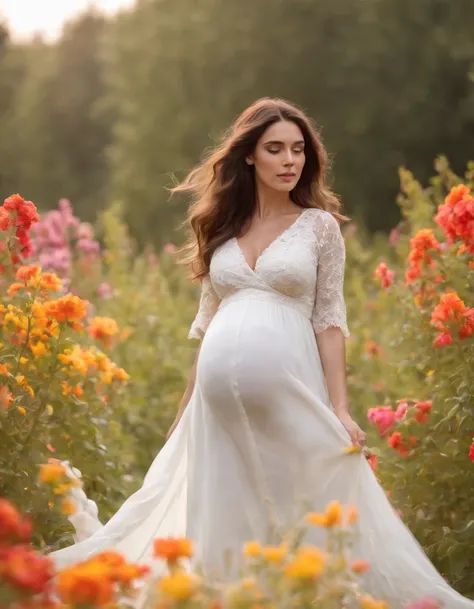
[312,213,350,338]
[188,275,222,340]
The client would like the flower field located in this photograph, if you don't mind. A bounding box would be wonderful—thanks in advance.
[0,157,473,606]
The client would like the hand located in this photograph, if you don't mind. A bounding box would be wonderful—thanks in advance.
[337,412,367,448]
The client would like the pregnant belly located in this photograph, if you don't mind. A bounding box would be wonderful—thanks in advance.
[196,300,311,422]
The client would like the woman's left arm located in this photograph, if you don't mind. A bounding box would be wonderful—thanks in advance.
[311,214,366,447]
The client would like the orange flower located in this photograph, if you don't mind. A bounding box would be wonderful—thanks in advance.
[347,505,359,524]
[0,385,13,410]
[43,294,87,323]
[405,229,441,284]
[153,538,194,564]
[351,559,371,574]
[430,292,473,344]
[38,462,66,484]
[39,272,62,292]
[360,595,390,609]
[364,341,381,357]
[445,184,470,207]
[7,282,23,296]
[306,500,344,528]
[16,265,41,283]
[62,498,77,516]
[57,563,115,606]
[87,316,119,348]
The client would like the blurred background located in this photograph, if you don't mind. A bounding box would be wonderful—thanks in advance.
[1,0,473,248]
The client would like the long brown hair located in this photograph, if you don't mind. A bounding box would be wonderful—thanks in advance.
[171,97,350,280]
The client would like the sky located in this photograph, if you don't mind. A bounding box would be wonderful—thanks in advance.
[0,0,135,41]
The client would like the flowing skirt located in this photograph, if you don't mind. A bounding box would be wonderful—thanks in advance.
[51,294,474,608]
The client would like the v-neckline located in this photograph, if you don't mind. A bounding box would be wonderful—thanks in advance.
[233,208,310,274]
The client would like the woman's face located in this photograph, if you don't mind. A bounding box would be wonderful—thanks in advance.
[247,120,306,193]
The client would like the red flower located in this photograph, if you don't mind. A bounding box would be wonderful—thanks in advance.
[435,185,474,255]
[0,545,54,594]
[433,331,453,348]
[415,400,432,423]
[388,431,409,456]
[374,262,395,288]
[367,406,396,436]
[0,207,11,231]
[0,499,32,544]
[469,440,474,462]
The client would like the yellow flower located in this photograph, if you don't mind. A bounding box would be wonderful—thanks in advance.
[19,357,28,365]
[359,596,390,609]
[243,541,262,558]
[344,444,362,455]
[326,500,343,526]
[16,406,26,416]
[158,571,199,600]
[262,543,287,564]
[54,482,74,495]
[305,512,328,526]
[30,341,47,358]
[306,500,343,528]
[38,463,66,484]
[285,546,326,580]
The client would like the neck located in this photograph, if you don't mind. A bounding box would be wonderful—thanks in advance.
[254,181,293,219]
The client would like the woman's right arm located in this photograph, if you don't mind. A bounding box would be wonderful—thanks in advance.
[166,343,201,441]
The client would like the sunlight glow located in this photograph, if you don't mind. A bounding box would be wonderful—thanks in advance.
[0,0,135,40]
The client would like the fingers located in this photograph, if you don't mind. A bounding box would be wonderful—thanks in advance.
[351,428,366,447]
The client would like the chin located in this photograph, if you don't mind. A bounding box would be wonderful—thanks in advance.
[271,182,296,192]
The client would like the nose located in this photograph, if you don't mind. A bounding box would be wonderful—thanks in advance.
[283,150,295,166]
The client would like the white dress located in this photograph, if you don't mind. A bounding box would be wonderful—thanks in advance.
[51,208,473,608]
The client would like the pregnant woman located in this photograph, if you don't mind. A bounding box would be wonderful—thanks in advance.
[51,97,474,608]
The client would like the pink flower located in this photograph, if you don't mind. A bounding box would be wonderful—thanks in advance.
[367,406,396,436]
[77,239,100,254]
[469,440,474,462]
[163,243,177,254]
[389,227,401,246]
[97,282,114,300]
[395,402,408,420]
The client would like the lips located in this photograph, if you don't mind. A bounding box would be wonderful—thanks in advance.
[278,173,296,178]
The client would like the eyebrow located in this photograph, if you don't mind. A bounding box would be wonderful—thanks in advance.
[263,140,305,146]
